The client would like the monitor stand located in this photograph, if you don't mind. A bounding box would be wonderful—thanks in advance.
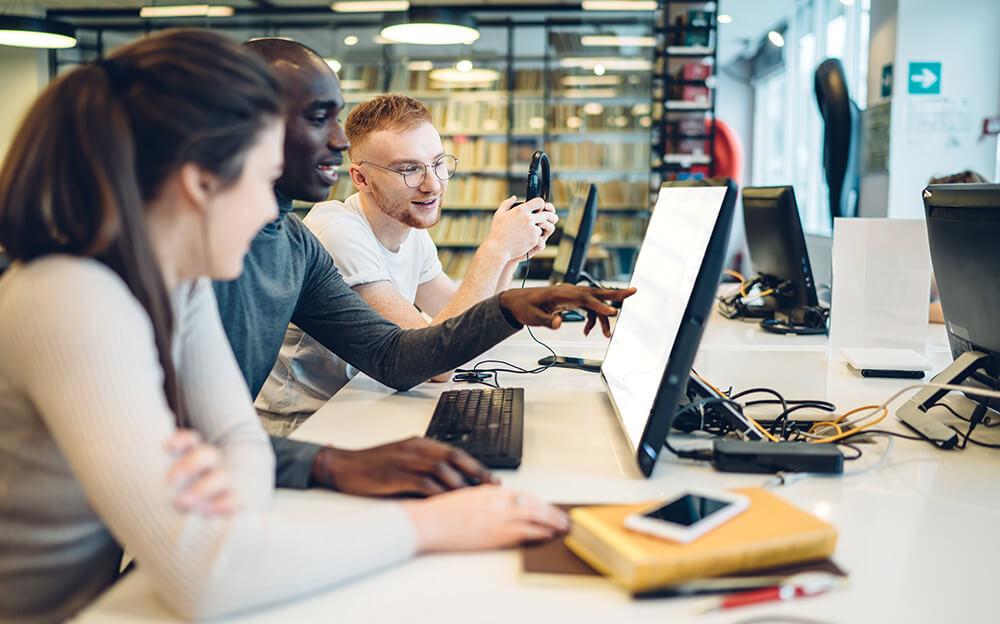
[896,350,997,448]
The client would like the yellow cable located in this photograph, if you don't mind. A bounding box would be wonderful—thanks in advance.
[807,406,888,444]
[808,421,843,438]
[745,414,783,443]
[692,370,726,396]
[724,269,746,283]
[740,288,775,304]
[692,370,782,443]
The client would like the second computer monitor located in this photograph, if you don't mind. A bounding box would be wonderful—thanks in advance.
[602,180,738,477]
[549,184,598,285]
[742,186,820,311]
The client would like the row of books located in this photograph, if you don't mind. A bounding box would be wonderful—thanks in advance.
[594,215,649,244]
[664,9,713,47]
[442,137,508,170]
[429,214,494,245]
[428,213,649,248]
[328,174,648,212]
[440,140,648,171]
[549,103,649,132]
[437,250,478,276]
[337,65,382,92]
[432,100,509,134]
[445,178,511,207]
[544,141,649,170]
[551,179,649,209]
[344,95,651,135]
[667,62,711,104]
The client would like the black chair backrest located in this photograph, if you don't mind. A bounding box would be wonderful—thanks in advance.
[815,58,860,226]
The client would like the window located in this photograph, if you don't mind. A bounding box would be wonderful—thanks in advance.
[750,0,871,235]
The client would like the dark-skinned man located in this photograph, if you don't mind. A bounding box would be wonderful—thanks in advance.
[211,38,633,498]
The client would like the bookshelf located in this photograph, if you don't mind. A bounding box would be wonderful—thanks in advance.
[651,0,721,187]
[45,10,683,281]
[325,19,657,280]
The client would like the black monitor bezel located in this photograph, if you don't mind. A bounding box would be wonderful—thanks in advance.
[923,183,1000,372]
[601,179,738,477]
[742,185,820,310]
[550,184,598,285]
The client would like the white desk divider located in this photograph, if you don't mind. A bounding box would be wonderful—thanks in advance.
[829,218,932,362]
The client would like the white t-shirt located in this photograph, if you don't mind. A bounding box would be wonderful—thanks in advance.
[256,193,443,418]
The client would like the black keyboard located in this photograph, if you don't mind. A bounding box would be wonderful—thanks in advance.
[425,388,524,469]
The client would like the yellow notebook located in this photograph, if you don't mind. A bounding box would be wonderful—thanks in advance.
[564,487,838,592]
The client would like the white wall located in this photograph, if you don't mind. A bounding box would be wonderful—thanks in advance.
[0,47,46,166]
[885,0,1000,218]
[715,60,755,187]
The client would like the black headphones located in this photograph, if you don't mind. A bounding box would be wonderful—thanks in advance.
[525,151,550,202]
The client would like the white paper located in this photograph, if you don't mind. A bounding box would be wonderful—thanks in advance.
[829,218,931,358]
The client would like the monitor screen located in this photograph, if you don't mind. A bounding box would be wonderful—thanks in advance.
[602,185,727,455]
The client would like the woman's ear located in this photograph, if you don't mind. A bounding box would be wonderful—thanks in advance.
[177,163,220,214]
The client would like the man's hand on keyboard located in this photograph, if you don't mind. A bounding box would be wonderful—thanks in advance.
[309,437,499,496]
[498,284,637,337]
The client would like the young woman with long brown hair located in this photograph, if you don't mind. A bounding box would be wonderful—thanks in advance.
[0,29,566,623]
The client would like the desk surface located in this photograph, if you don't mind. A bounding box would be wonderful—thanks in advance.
[75,315,1000,624]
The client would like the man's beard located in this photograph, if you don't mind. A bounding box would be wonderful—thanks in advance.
[370,180,441,229]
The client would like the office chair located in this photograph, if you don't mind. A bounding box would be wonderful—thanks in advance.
[814,58,860,227]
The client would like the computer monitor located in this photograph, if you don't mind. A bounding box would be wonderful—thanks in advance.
[549,184,598,286]
[742,186,820,311]
[601,180,739,476]
[896,183,1000,446]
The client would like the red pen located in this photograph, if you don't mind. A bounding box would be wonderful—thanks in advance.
[700,572,845,613]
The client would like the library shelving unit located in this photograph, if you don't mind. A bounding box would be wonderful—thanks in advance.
[650,0,720,191]
[46,9,663,280]
[324,19,657,280]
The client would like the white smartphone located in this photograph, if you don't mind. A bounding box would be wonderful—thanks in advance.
[623,489,750,544]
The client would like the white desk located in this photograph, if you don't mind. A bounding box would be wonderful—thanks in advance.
[75,316,1000,624]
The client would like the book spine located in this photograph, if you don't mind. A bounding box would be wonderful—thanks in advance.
[631,529,838,592]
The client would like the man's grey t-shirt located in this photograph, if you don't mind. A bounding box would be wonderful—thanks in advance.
[212,196,520,488]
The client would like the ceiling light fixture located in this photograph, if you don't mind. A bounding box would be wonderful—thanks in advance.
[325,58,342,73]
[331,1,409,13]
[768,30,785,47]
[139,4,234,18]
[717,14,733,24]
[0,15,76,48]
[580,35,655,47]
[581,1,657,10]
[343,35,359,46]
[455,59,473,73]
[380,8,480,45]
